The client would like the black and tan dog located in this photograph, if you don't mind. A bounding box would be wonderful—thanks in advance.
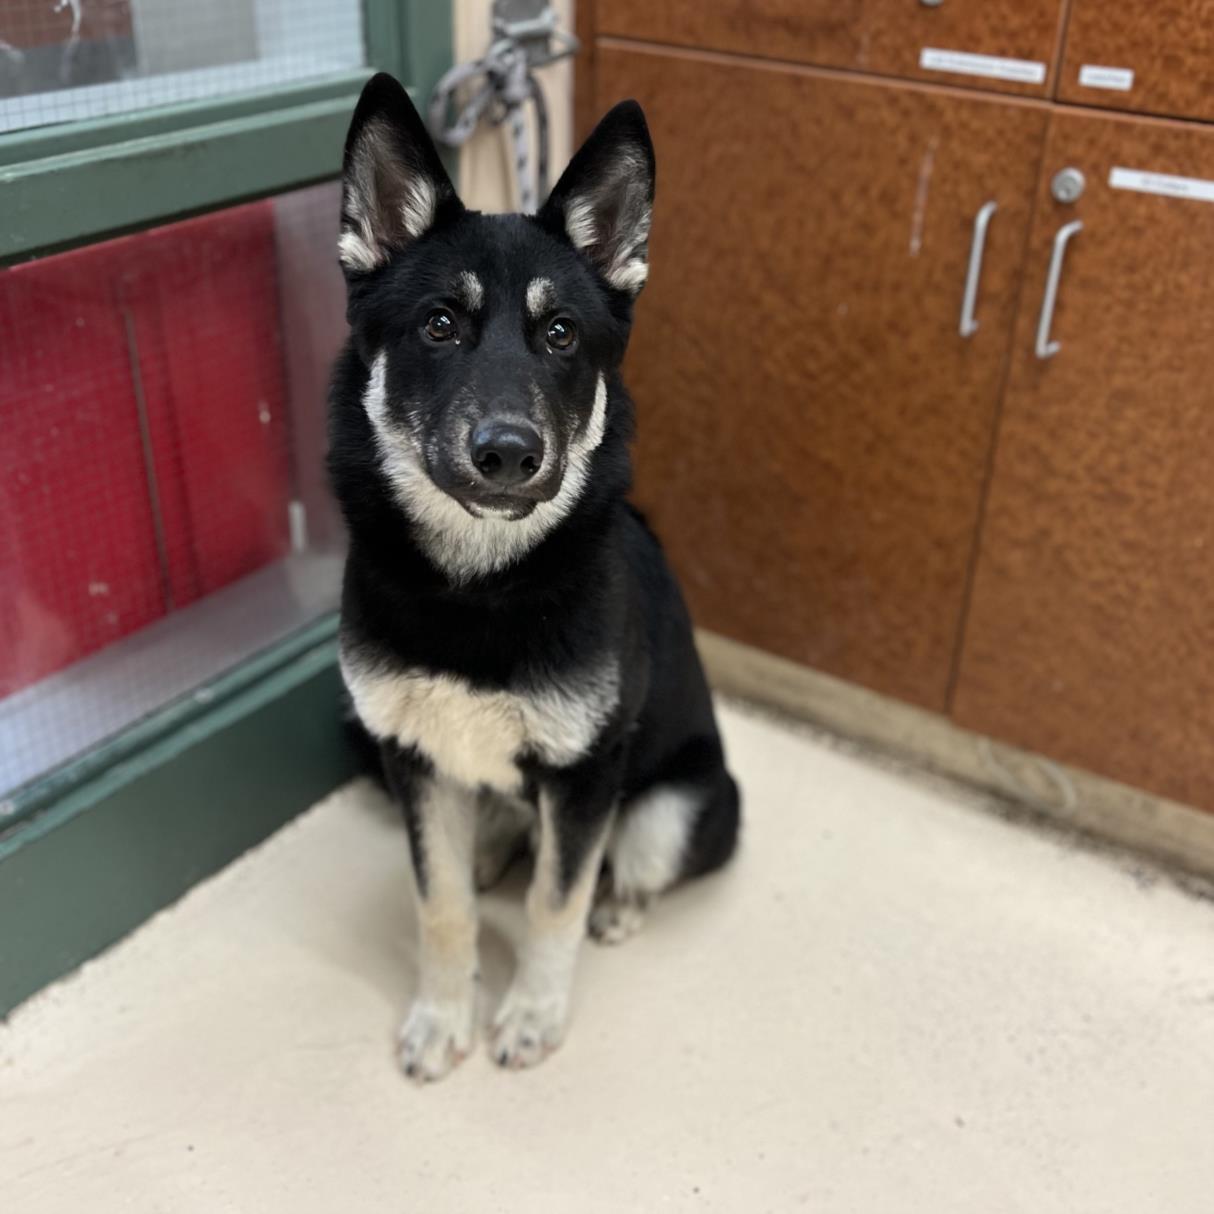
[328,74,739,1080]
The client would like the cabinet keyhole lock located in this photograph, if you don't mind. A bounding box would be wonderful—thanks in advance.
[1051,167,1086,204]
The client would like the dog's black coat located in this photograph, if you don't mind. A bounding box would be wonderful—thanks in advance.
[328,74,738,905]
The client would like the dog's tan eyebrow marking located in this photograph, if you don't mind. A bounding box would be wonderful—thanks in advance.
[454,271,484,312]
[526,277,555,319]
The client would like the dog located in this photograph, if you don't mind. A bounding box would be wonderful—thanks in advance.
[328,73,740,1081]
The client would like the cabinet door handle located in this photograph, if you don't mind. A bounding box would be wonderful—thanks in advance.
[1035,219,1083,359]
[959,200,997,338]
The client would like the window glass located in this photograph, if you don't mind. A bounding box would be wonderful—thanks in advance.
[0,0,363,133]
[1,181,349,797]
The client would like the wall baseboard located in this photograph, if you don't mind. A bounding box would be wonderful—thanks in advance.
[698,630,1214,884]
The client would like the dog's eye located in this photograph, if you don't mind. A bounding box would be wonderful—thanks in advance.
[546,318,576,351]
[424,309,458,343]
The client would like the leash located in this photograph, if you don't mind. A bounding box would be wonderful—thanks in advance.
[426,1,578,213]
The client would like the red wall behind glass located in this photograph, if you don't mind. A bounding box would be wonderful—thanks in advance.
[1,203,291,696]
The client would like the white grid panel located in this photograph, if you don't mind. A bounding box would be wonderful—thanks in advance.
[0,0,363,133]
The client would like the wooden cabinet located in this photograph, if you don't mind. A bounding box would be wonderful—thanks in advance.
[596,44,1047,710]
[596,0,1068,97]
[953,110,1214,811]
[582,4,1214,817]
[1057,1,1214,123]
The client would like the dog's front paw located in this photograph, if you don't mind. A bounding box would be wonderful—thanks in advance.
[491,988,568,1070]
[397,997,474,1083]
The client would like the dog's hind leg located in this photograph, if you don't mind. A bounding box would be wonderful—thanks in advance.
[590,751,740,946]
[589,784,693,944]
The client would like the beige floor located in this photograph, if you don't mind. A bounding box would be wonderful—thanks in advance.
[4,702,1214,1213]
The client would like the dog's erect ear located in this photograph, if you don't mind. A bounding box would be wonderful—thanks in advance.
[338,72,461,273]
[538,100,654,296]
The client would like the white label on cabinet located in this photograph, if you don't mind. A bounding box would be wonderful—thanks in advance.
[1079,64,1135,91]
[1110,166,1214,204]
[919,48,1046,85]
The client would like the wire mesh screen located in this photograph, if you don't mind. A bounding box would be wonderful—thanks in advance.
[0,0,363,133]
[0,181,349,800]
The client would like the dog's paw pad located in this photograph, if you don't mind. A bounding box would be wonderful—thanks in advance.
[491,992,566,1070]
[397,998,474,1083]
[588,894,648,945]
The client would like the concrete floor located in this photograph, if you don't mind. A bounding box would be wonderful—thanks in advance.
[4,702,1214,1213]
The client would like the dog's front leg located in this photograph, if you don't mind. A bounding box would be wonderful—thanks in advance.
[492,753,619,1069]
[382,742,478,1083]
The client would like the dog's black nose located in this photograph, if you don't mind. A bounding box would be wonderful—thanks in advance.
[470,420,544,485]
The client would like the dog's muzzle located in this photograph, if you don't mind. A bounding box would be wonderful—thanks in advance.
[470,418,545,488]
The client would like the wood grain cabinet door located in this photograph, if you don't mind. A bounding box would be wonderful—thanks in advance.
[596,44,1047,710]
[595,0,1067,97]
[954,111,1214,811]
[1058,1,1214,123]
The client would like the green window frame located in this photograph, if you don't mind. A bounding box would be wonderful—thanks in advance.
[0,0,454,1014]
[0,0,453,263]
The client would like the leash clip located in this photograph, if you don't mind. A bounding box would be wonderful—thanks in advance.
[428,0,580,211]
[492,0,579,70]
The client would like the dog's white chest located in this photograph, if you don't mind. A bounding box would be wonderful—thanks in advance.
[342,653,619,790]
